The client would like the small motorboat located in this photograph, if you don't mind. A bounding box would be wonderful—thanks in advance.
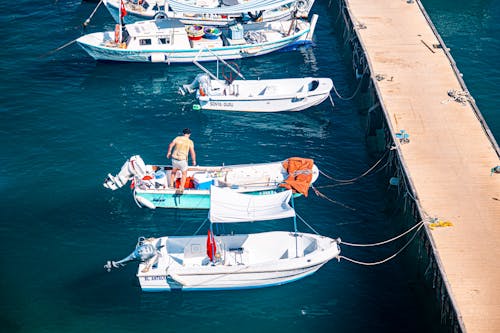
[104,186,341,291]
[182,72,333,112]
[103,155,319,209]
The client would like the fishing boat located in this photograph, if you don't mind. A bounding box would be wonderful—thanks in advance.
[103,0,314,25]
[103,155,319,209]
[104,186,341,291]
[76,14,318,63]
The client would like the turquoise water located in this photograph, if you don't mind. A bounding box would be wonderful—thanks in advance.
[1,1,498,332]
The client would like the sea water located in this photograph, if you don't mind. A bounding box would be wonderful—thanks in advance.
[0,0,498,332]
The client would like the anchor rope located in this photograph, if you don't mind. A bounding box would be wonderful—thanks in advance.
[311,185,356,211]
[319,149,389,183]
[338,222,425,266]
[39,39,77,58]
[313,182,354,190]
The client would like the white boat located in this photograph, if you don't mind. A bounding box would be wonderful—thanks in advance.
[103,0,314,25]
[104,186,341,291]
[103,155,319,209]
[76,14,318,63]
[182,72,333,112]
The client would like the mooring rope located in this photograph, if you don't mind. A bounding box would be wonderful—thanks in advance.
[313,182,354,190]
[331,64,369,100]
[328,93,335,109]
[441,89,473,105]
[39,38,77,58]
[296,213,320,235]
[338,222,425,266]
[83,0,104,27]
[340,220,426,247]
[311,185,356,211]
[193,218,209,235]
[319,149,389,183]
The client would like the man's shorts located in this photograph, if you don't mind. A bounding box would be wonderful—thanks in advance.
[172,158,188,172]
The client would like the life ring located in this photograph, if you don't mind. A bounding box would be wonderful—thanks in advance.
[199,87,205,96]
[114,24,120,43]
[247,10,263,22]
[154,11,167,20]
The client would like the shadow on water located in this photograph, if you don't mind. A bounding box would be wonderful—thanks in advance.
[0,316,21,333]
[63,263,143,313]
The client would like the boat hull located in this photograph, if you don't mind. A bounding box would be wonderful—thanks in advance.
[136,231,340,291]
[77,35,310,63]
[199,93,330,112]
[76,17,315,63]
[134,188,284,209]
[104,0,296,26]
[197,78,333,112]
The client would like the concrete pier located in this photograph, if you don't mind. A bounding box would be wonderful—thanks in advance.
[339,0,500,331]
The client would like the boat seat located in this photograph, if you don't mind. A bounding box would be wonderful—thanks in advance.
[226,247,245,265]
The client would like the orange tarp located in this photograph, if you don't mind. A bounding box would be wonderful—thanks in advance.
[280,157,314,197]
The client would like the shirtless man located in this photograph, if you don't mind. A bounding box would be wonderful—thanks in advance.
[166,128,197,193]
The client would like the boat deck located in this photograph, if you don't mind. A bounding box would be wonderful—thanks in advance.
[345,0,500,331]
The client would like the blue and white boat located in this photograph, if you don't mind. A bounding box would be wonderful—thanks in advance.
[103,0,314,26]
[103,155,319,209]
[105,186,341,291]
[76,14,318,63]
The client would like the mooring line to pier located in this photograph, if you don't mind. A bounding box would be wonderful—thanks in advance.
[331,64,369,101]
[338,221,426,266]
[319,149,389,183]
[340,220,426,247]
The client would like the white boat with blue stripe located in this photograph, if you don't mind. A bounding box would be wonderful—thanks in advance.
[76,14,318,63]
[104,186,341,291]
[103,0,314,25]
[103,155,319,209]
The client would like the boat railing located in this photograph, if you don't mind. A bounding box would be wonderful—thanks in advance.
[193,47,246,81]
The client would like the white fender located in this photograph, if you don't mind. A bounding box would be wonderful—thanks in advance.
[134,194,156,209]
[311,164,319,184]
[168,272,189,286]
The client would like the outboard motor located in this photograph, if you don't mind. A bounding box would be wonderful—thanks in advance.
[179,73,210,95]
[104,237,163,272]
[103,155,147,190]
